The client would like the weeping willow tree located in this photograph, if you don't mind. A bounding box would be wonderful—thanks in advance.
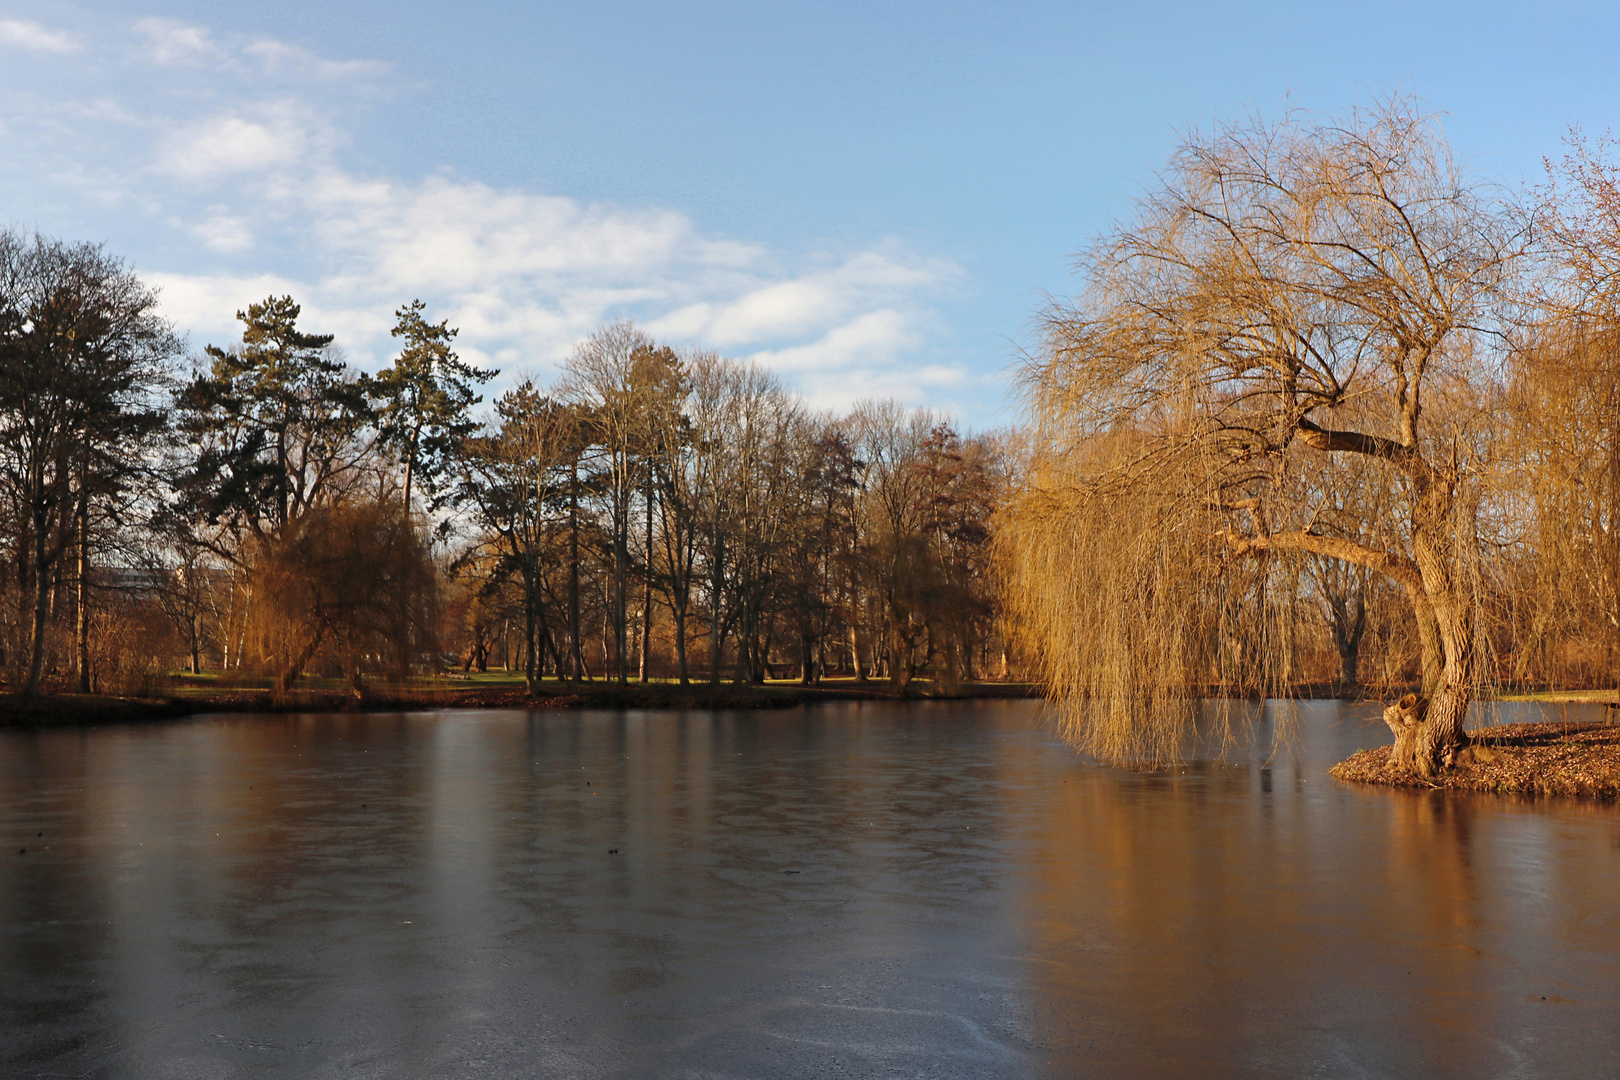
[1500,323,1620,685]
[1500,133,1620,688]
[999,432,1263,763]
[999,97,1521,772]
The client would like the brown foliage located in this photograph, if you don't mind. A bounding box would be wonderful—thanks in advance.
[245,499,438,697]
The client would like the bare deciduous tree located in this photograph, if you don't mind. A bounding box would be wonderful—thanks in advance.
[0,230,178,696]
[561,322,681,684]
[1001,97,1522,772]
[450,381,577,693]
[246,498,437,700]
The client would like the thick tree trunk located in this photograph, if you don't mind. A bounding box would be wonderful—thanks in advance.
[1388,491,1476,776]
[1325,590,1365,693]
[402,425,419,515]
[733,601,751,685]
[1413,595,1444,694]
[888,612,919,695]
[757,613,774,685]
[1338,649,1360,694]
[890,657,912,695]
[1384,687,1471,777]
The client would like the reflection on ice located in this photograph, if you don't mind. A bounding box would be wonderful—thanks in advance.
[1,701,1617,1078]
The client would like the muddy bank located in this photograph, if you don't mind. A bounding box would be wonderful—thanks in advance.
[1331,720,1620,798]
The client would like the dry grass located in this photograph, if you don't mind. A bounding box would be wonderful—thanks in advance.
[1331,720,1620,798]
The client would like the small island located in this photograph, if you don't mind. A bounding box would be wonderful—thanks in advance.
[1333,718,1620,798]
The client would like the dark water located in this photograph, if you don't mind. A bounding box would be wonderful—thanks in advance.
[2,700,1618,1079]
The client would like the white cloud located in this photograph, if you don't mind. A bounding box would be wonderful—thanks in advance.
[133,19,386,85]
[0,19,79,54]
[1,16,966,414]
[704,281,843,345]
[741,309,974,413]
[746,309,921,373]
[156,104,328,179]
[193,208,254,252]
[652,249,959,348]
[242,38,387,81]
[133,18,217,65]
[797,363,971,415]
[307,173,706,295]
[146,271,305,343]
[146,167,963,396]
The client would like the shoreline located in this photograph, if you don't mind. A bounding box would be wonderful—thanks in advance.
[2,680,1615,730]
[8,687,1619,800]
[0,680,1044,729]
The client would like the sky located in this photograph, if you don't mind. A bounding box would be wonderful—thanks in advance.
[3,1,1620,428]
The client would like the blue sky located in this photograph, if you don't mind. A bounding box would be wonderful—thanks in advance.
[3,1,1619,427]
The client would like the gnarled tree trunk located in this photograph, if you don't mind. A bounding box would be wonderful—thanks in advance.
[1387,494,1478,775]
[1383,688,1470,777]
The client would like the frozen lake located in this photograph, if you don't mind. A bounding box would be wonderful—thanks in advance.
[3,699,1618,1078]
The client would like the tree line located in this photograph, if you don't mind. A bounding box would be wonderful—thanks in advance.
[0,244,1012,699]
[1001,94,1620,773]
[15,92,1620,771]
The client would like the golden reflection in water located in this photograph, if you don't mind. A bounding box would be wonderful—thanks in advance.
[999,704,1617,1079]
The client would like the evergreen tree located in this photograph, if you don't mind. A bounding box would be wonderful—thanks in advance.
[371,300,495,514]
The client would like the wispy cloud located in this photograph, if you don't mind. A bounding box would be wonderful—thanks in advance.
[133,18,387,81]
[0,18,80,54]
[652,249,959,348]
[0,16,967,412]
[133,17,217,65]
[241,38,388,81]
[192,207,255,253]
[146,166,962,396]
[157,103,333,179]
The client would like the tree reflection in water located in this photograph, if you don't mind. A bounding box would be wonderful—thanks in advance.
[1,700,1616,1078]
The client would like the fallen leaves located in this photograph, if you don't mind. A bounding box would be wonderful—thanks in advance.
[1330,721,1620,798]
